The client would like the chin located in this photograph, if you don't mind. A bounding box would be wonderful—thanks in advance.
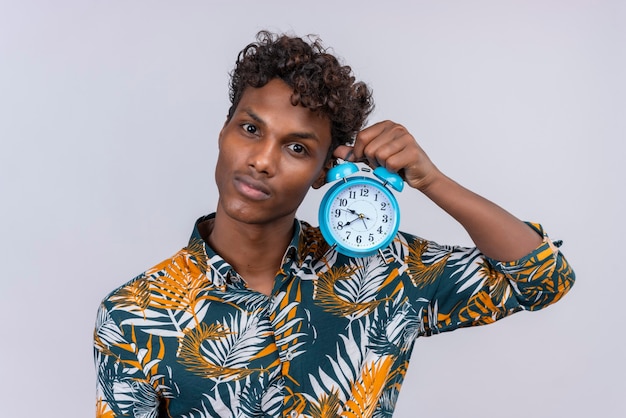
[219,201,290,226]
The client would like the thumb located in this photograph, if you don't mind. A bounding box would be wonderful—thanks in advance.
[332,145,354,161]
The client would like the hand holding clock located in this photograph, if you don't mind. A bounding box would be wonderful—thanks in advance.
[333,120,440,193]
[331,120,543,262]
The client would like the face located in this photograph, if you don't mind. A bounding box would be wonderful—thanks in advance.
[215,78,332,227]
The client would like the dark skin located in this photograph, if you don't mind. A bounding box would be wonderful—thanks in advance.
[334,122,542,261]
[205,78,541,296]
[204,79,332,295]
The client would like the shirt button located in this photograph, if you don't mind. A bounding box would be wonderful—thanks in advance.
[285,351,293,361]
[290,410,298,418]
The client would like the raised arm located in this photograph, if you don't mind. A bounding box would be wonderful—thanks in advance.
[333,120,542,261]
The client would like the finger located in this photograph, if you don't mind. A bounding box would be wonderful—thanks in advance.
[352,121,391,160]
[332,145,355,161]
[361,122,414,169]
[362,133,408,170]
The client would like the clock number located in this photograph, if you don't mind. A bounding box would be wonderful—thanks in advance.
[320,169,403,256]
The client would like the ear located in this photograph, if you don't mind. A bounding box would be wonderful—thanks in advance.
[312,158,335,189]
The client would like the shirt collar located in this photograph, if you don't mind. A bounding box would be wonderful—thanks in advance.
[189,213,303,280]
[285,218,302,264]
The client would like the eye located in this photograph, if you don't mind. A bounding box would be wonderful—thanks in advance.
[287,143,308,155]
[241,123,258,135]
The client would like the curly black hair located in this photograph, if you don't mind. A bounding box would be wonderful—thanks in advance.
[227,31,374,155]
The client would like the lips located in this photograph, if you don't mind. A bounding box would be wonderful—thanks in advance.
[233,175,272,201]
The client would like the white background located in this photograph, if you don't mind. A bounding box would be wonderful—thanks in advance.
[1,1,624,417]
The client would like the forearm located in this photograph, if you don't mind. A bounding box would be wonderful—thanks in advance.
[335,121,545,261]
[419,170,542,262]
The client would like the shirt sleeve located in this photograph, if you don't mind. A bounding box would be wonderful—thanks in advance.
[94,302,162,417]
[408,222,575,335]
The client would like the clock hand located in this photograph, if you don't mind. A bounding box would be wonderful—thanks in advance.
[342,208,371,220]
[344,216,360,227]
[344,214,370,230]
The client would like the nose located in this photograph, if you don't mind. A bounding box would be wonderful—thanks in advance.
[248,139,278,176]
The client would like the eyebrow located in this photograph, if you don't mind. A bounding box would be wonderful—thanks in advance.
[241,108,322,142]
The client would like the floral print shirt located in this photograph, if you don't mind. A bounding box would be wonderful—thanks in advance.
[94,213,574,417]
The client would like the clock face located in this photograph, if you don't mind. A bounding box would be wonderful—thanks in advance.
[320,177,400,257]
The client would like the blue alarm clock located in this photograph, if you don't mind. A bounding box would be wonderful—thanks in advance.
[318,162,404,258]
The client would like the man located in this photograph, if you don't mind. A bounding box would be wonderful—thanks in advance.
[94,31,574,417]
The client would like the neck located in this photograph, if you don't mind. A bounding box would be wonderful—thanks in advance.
[203,208,295,295]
